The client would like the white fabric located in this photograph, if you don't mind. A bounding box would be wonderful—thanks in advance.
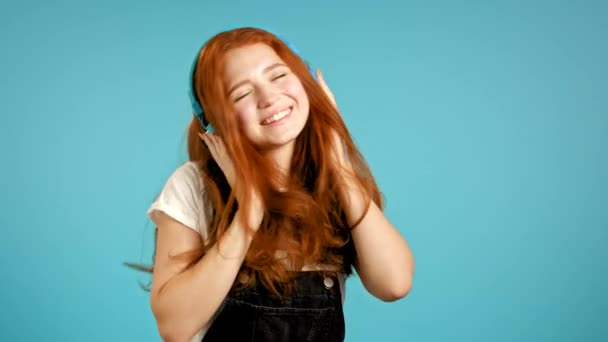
[147,161,211,241]
[147,161,346,342]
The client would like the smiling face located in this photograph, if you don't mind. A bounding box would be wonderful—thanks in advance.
[223,43,310,151]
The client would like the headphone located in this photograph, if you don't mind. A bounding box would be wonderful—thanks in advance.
[188,32,315,134]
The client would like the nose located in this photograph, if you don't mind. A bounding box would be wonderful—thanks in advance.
[257,84,279,109]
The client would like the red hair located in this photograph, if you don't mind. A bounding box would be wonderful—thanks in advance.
[169,27,382,297]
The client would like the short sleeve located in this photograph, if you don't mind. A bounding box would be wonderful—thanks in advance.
[146,161,210,240]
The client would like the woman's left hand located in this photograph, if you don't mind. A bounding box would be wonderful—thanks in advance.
[316,69,337,109]
[316,69,351,171]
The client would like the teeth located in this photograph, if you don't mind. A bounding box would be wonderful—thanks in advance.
[263,108,290,125]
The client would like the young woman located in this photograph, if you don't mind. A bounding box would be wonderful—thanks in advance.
[146,27,415,342]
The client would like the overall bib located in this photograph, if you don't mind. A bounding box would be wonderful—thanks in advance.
[202,271,345,342]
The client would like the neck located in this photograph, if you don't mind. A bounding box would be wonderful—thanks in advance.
[265,141,295,185]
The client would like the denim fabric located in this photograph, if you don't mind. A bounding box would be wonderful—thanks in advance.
[202,271,345,342]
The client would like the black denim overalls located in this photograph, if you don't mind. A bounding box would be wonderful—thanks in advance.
[201,271,345,342]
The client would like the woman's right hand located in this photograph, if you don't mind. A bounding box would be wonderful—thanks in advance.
[199,133,265,230]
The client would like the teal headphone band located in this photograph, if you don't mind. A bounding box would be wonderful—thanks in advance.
[188,32,315,134]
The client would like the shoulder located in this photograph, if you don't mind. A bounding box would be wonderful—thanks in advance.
[147,161,212,239]
[157,161,205,207]
[168,160,203,191]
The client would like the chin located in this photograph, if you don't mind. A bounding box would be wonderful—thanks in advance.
[264,123,307,147]
[264,135,299,150]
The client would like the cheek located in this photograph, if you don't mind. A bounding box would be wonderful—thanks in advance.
[295,86,310,111]
[287,81,308,107]
[234,103,258,128]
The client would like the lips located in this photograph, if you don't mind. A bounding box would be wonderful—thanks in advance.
[261,107,292,126]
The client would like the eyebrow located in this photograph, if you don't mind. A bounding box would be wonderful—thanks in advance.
[227,63,287,95]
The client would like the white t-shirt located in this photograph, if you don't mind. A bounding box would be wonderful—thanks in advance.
[147,161,346,341]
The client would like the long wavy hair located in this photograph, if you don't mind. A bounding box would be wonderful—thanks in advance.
[128,27,383,298]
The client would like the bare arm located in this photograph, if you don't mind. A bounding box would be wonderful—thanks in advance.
[149,210,253,342]
[342,178,415,302]
[313,69,415,302]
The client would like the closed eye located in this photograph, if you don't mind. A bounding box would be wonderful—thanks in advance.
[234,91,251,102]
[272,73,287,81]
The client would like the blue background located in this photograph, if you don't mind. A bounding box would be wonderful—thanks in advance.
[1,0,606,341]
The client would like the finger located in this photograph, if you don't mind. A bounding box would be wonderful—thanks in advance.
[204,132,217,144]
[316,69,336,106]
[316,69,328,89]
[200,133,214,149]
[199,133,210,149]
[210,135,230,166]
[200,133,219,159]
[211,134,224,150]
[212,136,229,158]
[316,69,328,91]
